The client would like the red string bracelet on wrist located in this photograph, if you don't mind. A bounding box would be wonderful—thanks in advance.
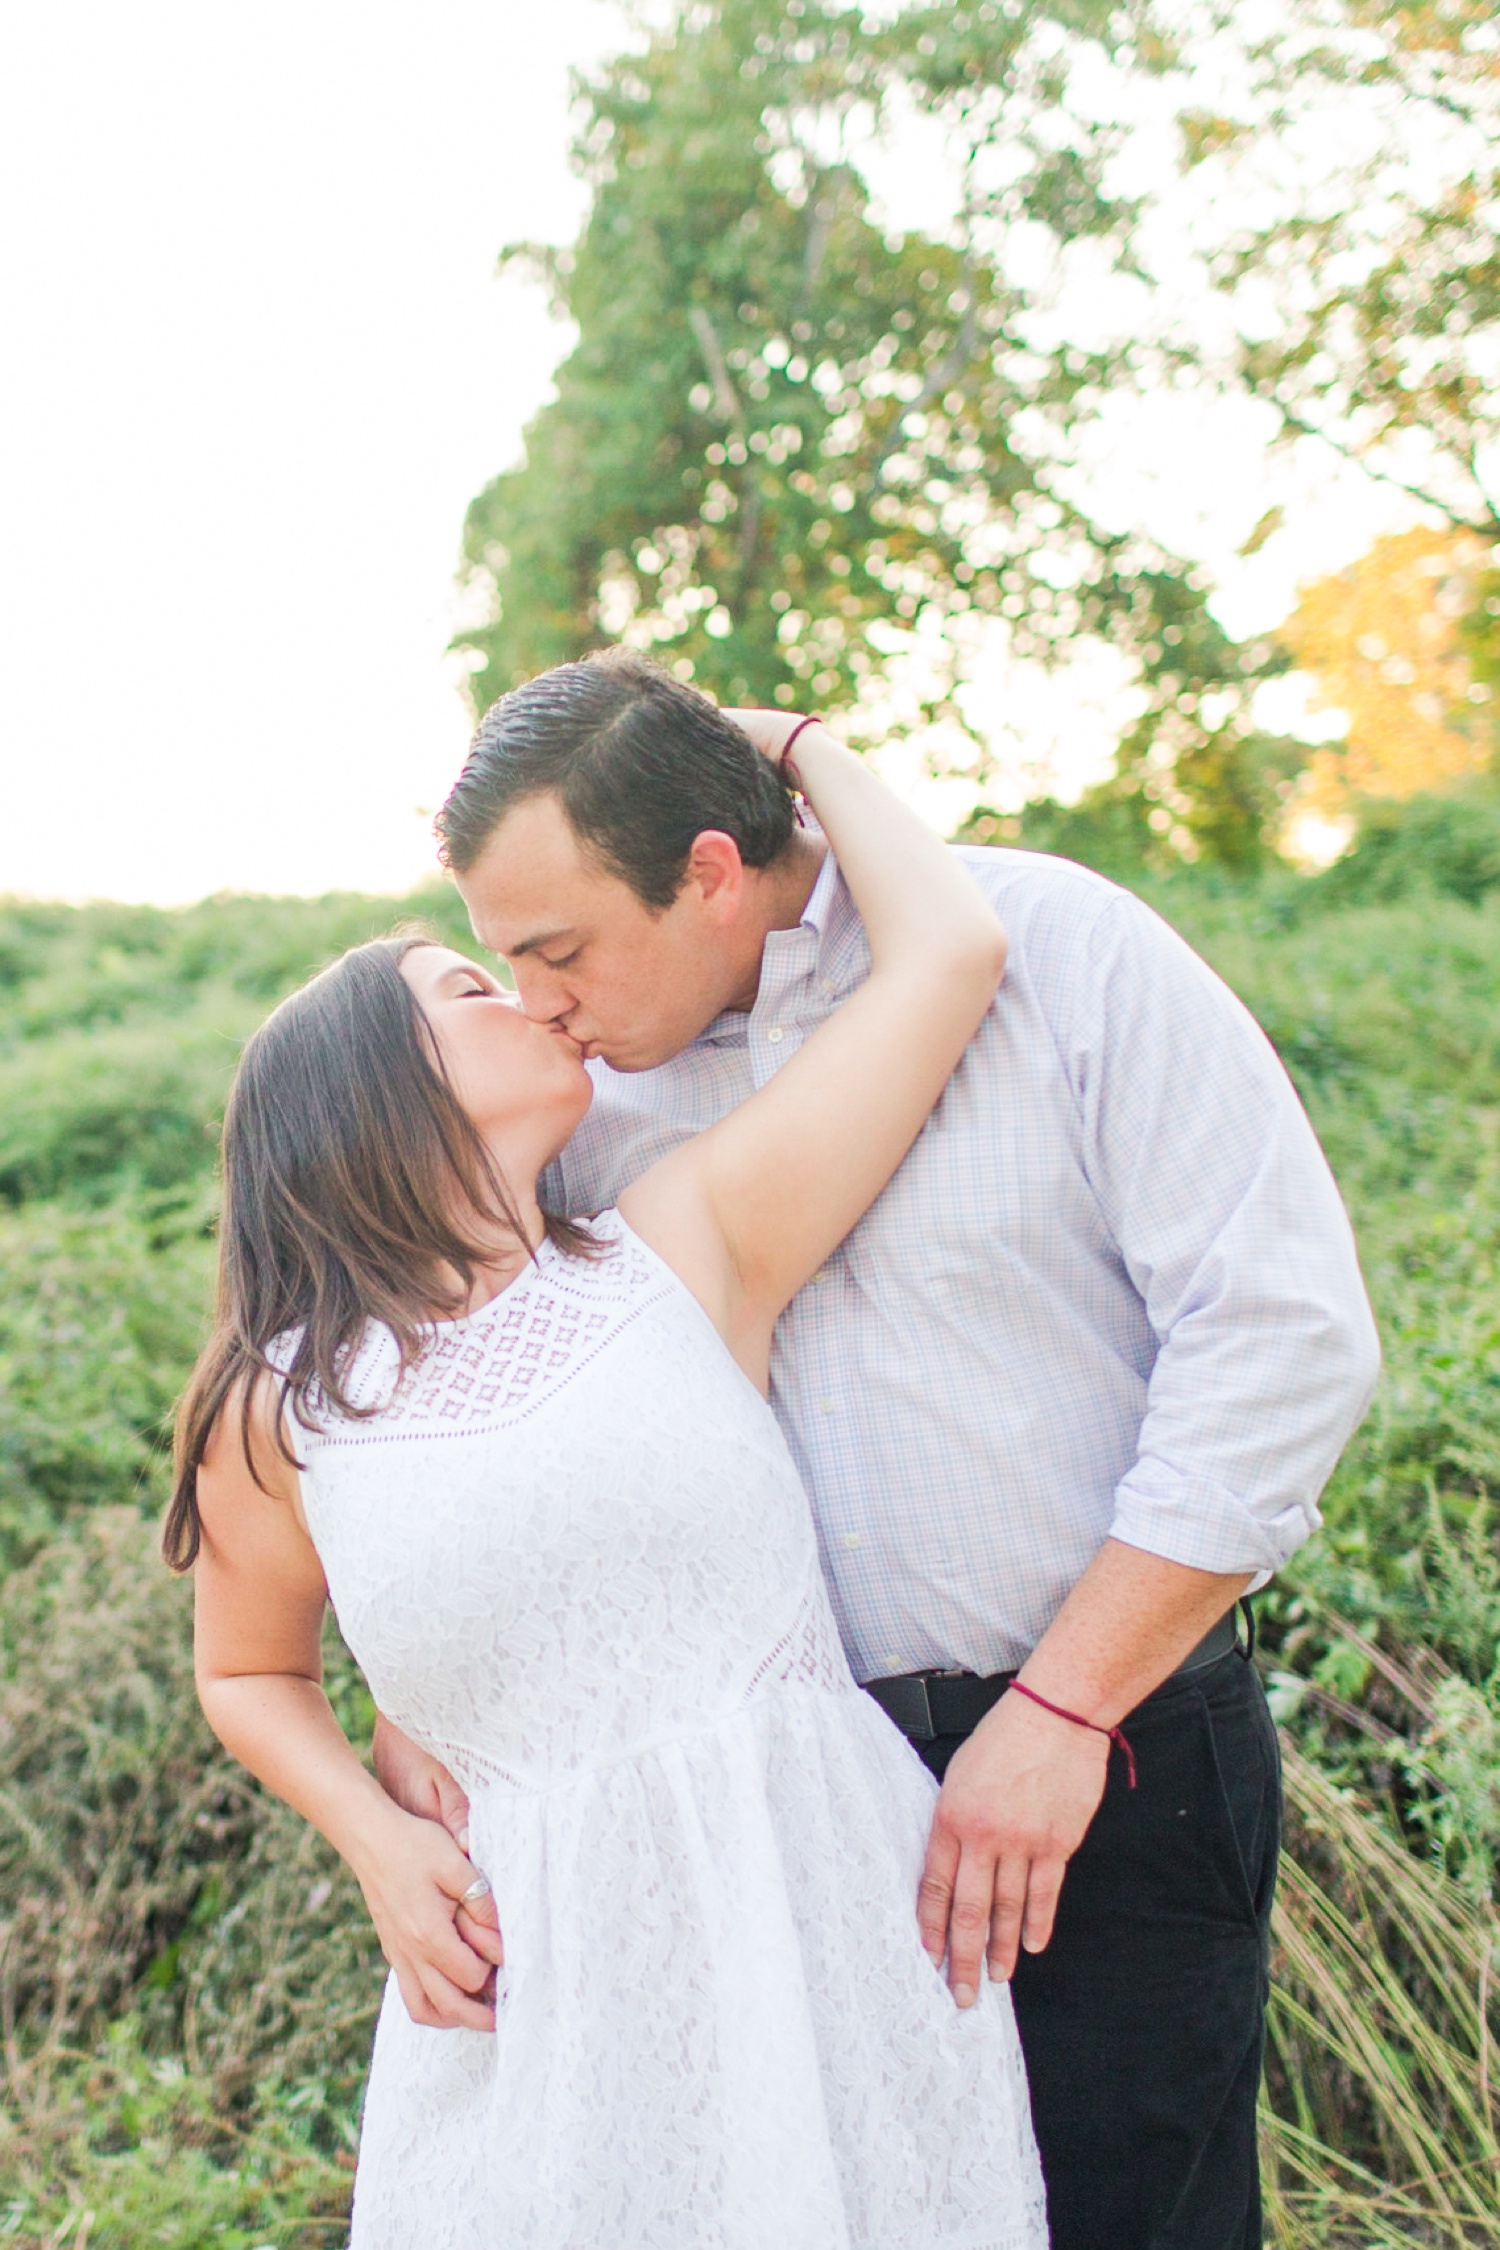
[1007,1680,1138,1790]
[777,713,821,794]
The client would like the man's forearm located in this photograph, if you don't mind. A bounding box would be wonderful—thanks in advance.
[1017,1538,1253,1727]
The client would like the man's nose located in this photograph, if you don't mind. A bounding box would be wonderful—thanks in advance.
[509,961,572,1026]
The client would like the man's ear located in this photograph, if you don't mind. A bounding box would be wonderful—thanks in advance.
[682,830,746,918]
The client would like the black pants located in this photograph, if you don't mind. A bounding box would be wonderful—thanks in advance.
[919,1650,1280,2250]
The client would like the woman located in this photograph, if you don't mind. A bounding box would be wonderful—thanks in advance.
[168,713,1047,2250]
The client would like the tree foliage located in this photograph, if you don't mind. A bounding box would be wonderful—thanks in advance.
[454,0,1500,870]
[1281,526,1498,810]
[455,0,1281,827]
[1179,0,1500,543]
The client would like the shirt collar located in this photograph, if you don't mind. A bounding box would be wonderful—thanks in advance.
[796,844,840,940]
[697,845,843,1046]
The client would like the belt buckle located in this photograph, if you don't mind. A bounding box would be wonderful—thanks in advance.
[878,1674,938,1743]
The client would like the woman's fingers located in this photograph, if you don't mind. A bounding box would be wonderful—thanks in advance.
[419,1961,497,2032]
[423,1907,497,1994]
[389,1916,498,2029]
[438,1856,505,1972]
[360,1811,510,2031]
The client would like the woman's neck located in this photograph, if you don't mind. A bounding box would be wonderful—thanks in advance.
[462,1194,548,1312]
[420,1162,549,1320]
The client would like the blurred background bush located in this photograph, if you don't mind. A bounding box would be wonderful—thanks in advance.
[0,796,1497,2245]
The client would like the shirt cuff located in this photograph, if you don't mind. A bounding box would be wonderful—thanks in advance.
[1109,1464,1319,1579]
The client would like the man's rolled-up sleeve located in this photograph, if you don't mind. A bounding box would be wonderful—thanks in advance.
[1070,893,1381,1578]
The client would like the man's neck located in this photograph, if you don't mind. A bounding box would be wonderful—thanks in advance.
[723,831,829,1012]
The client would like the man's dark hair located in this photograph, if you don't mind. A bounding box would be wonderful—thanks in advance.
[434,649,798,909]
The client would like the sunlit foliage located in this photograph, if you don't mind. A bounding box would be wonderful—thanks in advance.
[1282,527,1497,810]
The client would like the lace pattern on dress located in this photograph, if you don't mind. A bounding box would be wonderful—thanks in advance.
[742,1577,852,1703]
[303,1217,674,1444]
[419,1574,855,1806]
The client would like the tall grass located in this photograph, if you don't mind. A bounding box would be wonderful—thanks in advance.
[1265,1746,1500,2246]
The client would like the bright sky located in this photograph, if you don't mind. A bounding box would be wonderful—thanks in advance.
[1,1,624,904]
[0,3,1417,905]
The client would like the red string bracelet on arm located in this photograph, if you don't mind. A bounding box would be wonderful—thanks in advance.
[777,713,821,794]
[1007,1680,1138,1790]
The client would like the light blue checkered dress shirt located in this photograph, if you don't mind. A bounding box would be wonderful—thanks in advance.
[543,847,1380,1683]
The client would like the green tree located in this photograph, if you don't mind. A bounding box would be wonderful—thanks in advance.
[454,0,1278,846]
[455,0,1500,873]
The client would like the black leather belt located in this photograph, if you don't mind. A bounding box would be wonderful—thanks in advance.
[860,1608,1244,1746]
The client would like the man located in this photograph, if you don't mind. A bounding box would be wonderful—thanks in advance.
[378,650,1379,2249]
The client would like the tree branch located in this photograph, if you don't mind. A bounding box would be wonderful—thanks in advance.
[1270,400,1500,539]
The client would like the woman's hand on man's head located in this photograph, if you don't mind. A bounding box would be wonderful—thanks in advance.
[718,708,814,763]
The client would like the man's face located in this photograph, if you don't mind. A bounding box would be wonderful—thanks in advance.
[455,793,749,1073]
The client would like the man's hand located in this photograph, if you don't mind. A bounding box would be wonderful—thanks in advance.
[350,1800,506,2032]
[916,1541,1253,2004]
[371,1715,505,1972]
[374,1713,472,1847]
[918,1690,1108,2004]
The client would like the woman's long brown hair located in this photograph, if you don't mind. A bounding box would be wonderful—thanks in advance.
[164,934,592,1570]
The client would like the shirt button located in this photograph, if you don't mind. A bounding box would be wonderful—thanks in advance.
[821,980,835,996]
[817,1397,835,1413]
[885,1655,905,1673]
[843,1532,861,1551]
[767,1025,784,1043]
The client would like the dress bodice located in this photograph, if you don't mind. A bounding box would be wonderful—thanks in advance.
[292,1214,852,1796]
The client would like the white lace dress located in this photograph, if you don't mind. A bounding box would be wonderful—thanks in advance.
[290,1213,1048,2250]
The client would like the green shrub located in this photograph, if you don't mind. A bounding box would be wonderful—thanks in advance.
[0,887,476,1049]
[0,1199,214,1561]
[0,864,1496,2244]
[0,1013,253,1208]
[1315,790,1500,910]
[0,1512,379,2246]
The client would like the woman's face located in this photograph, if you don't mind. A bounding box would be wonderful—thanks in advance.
[400,944,592,1160]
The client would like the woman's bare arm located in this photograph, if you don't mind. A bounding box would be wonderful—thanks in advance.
[192,1383,504,2028]
[620,716,1005,1380]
